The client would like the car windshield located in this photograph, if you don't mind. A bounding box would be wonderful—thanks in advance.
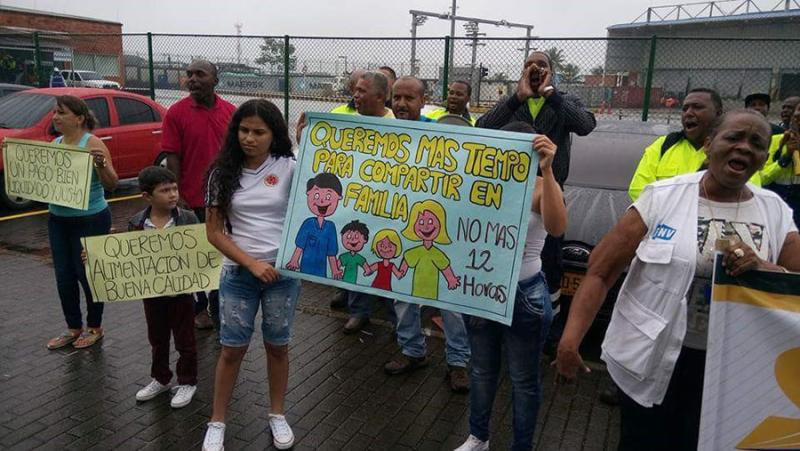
[78,72,103,80]
[0,93,55,129]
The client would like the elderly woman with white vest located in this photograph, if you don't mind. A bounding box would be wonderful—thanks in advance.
[553,109,800,450]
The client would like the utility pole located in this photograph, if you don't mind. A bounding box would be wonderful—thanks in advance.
[234,22,243,65]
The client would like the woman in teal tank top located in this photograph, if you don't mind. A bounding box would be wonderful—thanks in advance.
[46,95,118,351]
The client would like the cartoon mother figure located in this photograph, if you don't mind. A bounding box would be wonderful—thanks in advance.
[399,199,460,300]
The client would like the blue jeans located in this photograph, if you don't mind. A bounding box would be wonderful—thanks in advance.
[393,300,470,367]
[218,265,301,347]
[48,208,112,329]
[465,272,553,450]
[348,291,396,325]
[347,291,373,319]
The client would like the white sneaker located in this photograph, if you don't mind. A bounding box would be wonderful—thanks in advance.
[202,422,225,451]
[135,379,169,401]
[268,414,295,450]
[454,434,489,451]
[170,384,196,408]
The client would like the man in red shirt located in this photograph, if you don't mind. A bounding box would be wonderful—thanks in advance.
[163,59,235,330]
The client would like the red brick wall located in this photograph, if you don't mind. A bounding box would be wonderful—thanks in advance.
[0,10,122,54]
[0,9,124,84]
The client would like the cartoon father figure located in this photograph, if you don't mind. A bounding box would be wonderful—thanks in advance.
[286,172,344,279]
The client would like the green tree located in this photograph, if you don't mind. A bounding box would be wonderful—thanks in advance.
[255,37,297,73]
[543,47,565,71]
[590,65,604,76]
[561,63,581,84]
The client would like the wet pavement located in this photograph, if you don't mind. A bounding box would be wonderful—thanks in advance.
[0,191,620,450]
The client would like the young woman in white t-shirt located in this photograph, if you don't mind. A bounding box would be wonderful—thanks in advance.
[456,122,568,451]
[202,99,299,451]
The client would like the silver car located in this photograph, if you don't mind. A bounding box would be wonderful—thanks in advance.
[61,70,121,89]
[561,120,672,327]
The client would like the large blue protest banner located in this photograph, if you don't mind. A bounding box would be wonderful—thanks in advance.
[276,113,538,325]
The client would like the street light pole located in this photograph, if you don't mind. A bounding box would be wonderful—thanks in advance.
[410,14,427,76]
[449,0,457,70]
[524,26,532,59]
[411,14,418,76]
[464,21,484,102]
[234,22,242,65]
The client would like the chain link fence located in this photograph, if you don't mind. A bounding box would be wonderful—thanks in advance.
[2,32,799,126]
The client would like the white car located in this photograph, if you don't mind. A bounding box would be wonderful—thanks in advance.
[61,70,120,89]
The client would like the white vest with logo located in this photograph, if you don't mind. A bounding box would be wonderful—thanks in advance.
[601,171,795,407]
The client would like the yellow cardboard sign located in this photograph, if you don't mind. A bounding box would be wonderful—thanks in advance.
[82,224,222,302]
[2,138,94,210]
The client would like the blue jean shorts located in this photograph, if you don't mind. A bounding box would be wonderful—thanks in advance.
[218,265,301,347]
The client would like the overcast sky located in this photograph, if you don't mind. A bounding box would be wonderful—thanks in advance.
[6,0,667,37]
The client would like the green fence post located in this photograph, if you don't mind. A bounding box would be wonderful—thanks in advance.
[33,32,44,88]
[442,36,450,101]
[147,32,156,100]
[641,35,657,122]
[283,35,290,123]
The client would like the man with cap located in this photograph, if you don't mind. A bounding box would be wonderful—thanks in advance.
[745,93,784,134]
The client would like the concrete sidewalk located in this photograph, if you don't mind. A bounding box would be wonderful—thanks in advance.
[0,246,619,450]
[0,194,620,450]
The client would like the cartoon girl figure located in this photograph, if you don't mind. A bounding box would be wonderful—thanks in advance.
[399,199,460,300]
[364,229,405,292]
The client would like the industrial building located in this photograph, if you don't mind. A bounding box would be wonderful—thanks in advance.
[600,0,800,109]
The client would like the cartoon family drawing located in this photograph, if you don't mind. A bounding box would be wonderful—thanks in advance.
[337,220,371,284]
[364,229,405,291]
[288,180,459,300]
[398,199,460,299]
[286,173,343,279]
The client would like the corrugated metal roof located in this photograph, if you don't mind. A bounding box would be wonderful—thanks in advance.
[608,8,800,30]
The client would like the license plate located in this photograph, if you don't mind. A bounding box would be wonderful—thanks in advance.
[560,272,584,297]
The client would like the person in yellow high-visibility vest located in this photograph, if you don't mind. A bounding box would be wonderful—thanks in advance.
[761,101,800,226]
[629,88,762,202]
[425,80,476,125]
[330,69,366,115]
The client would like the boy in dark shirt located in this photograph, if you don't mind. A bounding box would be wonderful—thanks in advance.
[128,166,199,408]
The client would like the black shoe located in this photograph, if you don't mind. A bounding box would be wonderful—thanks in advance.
[599,385,619,406]
[330,289,347,309]
[343,317,369,334]
[384,355,428,375]
[194,311,213,330]
[446,366,470,393]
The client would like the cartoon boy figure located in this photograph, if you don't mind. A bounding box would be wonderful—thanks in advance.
[338,220,370,284]
[365,228,405,292]
[286,172,344,279]
[399,199,460,299]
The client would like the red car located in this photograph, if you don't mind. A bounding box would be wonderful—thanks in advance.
[0,87,167,209]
